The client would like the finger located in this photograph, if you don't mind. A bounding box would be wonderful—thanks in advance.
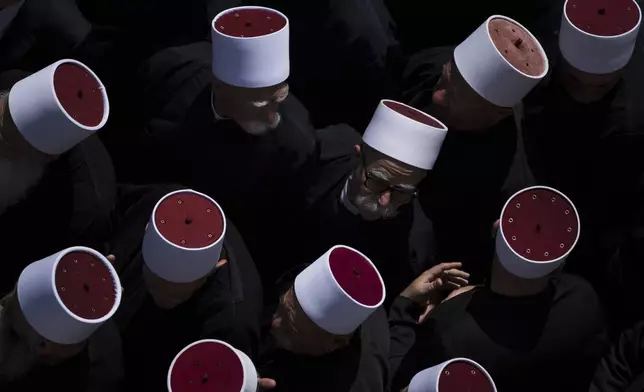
[215,259,228,269]
[491,219,500,238]
[258,378,277,389]
[443,269,470,280]
[435,262,463,273]
[417,304,435,324]
[445,278,470,287]
[444,281,462,290]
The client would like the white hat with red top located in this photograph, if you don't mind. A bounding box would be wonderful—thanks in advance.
[16,246,122,344]
[168,339,258,392]
[408,358,497,392]
[294,245,386,335]
[454,15,549,108]
[559,0,641,74]
[495,186,580,279]
[8,59,109,155]
[362,100,448,170]
[142,189,227,283]
[211,6,289,88]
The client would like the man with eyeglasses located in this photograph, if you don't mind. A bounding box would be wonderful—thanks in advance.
[292,100,448,296]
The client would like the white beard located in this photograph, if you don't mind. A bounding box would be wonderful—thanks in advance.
[0,153,46,215]
[238,113,282,135]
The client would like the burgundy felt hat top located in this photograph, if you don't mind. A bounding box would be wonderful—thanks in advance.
[215,7,287,38]
[53,63,105,128]
[155,191,225,249]
[566,0,640,37]
[383,101,445,129]
[501,187,579,262]
[488,18,547,77]
[169,340,245,392]
[55,250,117,320]
[438,361,496,392]
[329,247,384,307]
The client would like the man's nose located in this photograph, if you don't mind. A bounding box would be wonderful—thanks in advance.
[379,191,391,206]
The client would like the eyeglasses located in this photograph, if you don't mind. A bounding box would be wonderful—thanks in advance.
[361,153,419,197]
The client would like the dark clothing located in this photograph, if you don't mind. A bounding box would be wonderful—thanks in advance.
[590,321,644,392]
[260,0,401,130]
[117,218,263,392]
[0,135,177,294]
[389,274,607,392]
[112,41,317,285]
[2,321,124,392]
[0,0,91,73]
[295,124,436,297]
[258,307,390,392]
[402,47,518,282]
[503,68,644,329]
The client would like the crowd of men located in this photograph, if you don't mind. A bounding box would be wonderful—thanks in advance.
[0,0,643,391]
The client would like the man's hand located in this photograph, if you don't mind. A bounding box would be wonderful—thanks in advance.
[259,378,277,390]
[400,262,470,323]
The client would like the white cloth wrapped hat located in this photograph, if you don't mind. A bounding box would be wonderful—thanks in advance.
[16,246,122,345]
[211,6,289,88]
[0,0,24,39]
[559,0,641,74]
[363,100,448,170]
[408,358,497,392]
[142,189,227,283]
[294,245,386,335]
[454,15,549,108]
[8,59,109,155]
[168,339,258,392]
[495,186,580,279]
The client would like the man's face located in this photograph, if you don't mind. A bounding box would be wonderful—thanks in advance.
[0,294,84,382]
[559,60,621,104]
[213,82,289,135]
[347,145,425,221]
[270,286,352,356]
[430,60,513,131]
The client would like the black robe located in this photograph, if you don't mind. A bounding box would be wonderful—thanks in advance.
[258,300,390,392]
[502,59,644,329]
[388,274,607,392]
[109,41,317,286]
[401,46,519,283]
[293,123,436,298]
[590,321,644,392]
[116,218,263,392]
[258,0,402,131]
[0,133,179,294]
[2,321,124,392]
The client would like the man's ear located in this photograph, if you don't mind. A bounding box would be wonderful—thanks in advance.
[354,144,361,154]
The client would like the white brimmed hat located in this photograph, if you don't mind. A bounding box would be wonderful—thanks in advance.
[454,15,549,108]
[142,189,227,283]
[559,0,641,74]
[211,6,289,88]
[8,59,109,155]
[168,339,258,392]
[495,186,580,279]
[294,245,386,335]
[363,100,448,170]
[16,246,122,345]
[408,358,497,392]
